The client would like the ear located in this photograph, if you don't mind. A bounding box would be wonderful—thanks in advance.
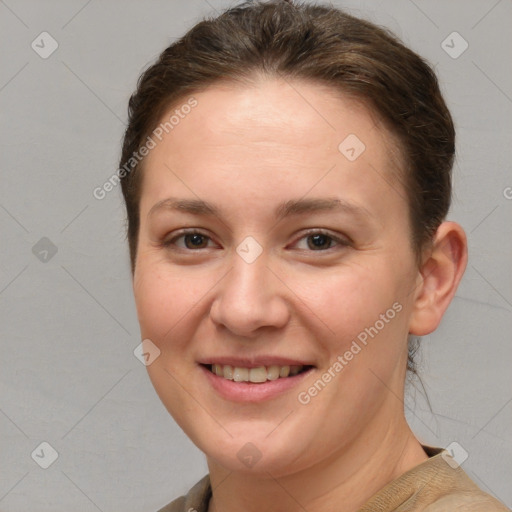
[408,221,468,336]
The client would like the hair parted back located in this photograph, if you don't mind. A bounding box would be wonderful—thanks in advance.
[119,0,455,375]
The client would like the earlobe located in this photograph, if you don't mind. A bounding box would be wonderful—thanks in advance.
[408,222,468,336]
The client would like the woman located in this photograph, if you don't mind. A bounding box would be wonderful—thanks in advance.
[119,1,509,510]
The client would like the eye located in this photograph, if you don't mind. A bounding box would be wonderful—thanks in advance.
[292,230,350,251]
[163,230,216,250]
[162,229,349,252]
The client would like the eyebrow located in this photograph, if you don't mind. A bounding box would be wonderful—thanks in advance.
[147,196,373,221]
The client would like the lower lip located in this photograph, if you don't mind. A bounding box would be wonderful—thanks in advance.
[199,365,314,403]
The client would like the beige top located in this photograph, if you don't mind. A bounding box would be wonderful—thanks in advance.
[156,446,509,512]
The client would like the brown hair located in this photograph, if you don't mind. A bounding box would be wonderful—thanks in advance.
[119,0,455,375]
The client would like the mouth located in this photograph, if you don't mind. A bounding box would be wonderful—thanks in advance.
[199,360,315,402]
[203,363,313,383]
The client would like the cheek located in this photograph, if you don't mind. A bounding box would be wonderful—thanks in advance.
[301,260,411,398]
[299,260,402,342]
[133,263,203,347]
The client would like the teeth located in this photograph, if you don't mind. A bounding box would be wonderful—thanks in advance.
[223,364,234,380]
[249,366,268,383]
[233,367,249,382]
[210,364,305,382]
[267,365,280,381]
[289,365,302,376]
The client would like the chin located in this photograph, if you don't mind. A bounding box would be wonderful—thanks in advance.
[192,426,311,477]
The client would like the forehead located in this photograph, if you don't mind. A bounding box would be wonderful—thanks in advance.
[152,78,389,156]
[139,77,407,221]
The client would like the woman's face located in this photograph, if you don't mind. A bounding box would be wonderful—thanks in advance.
[133,78,422,476]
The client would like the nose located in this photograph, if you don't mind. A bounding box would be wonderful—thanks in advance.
[209,252,290,338]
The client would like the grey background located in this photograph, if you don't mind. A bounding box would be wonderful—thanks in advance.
[0,0,511,510]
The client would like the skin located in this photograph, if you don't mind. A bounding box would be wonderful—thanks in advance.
[132,77,467,512]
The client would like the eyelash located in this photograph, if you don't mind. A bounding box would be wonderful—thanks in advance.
[162,228,350,252]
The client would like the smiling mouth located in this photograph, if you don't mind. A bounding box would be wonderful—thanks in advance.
[204,363,313,383]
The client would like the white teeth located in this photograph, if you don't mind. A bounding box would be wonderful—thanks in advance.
[267,365,280,381]
[249,366,268,383]
[210,363,305,382]
[223,364,234,380]
[233,367,249,382]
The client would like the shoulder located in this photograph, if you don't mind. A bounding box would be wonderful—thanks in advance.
[359,446,510,511]
[155,475,211,512]
[424,491,510,511]
[155,495,185,512]
[413,448,509,512]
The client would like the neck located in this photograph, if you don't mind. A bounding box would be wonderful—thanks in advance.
[207,419,428,512]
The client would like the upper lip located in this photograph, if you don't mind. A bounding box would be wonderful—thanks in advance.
[198,356,314,368]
